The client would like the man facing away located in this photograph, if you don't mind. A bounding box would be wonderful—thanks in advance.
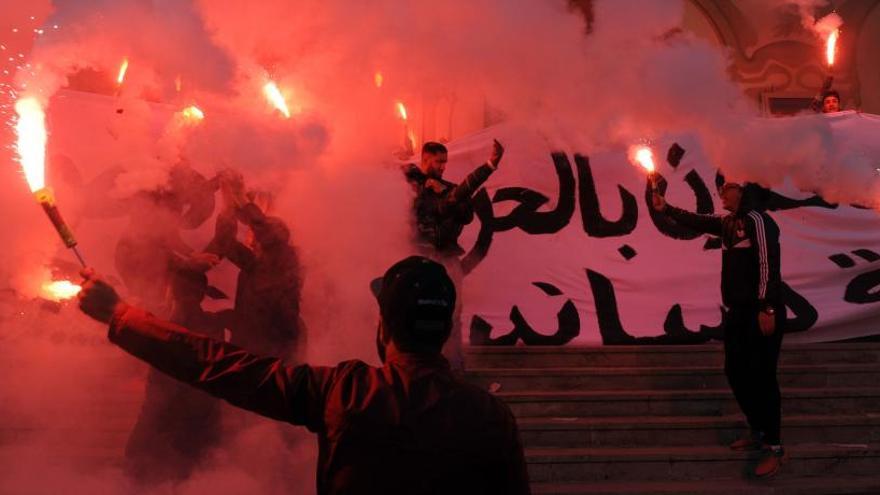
[78,256,530,494]
[652,182,787,478]
[403,140,504,370]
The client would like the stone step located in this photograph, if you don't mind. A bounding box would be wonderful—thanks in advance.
[517,414,880,448]
[500,387,880,417]
[466,363,880,391]
[466,343,880,369]
[525,443,880,483]
[530,476,880,494]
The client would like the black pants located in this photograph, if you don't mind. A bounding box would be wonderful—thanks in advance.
[125,369,222,484]
[723,304,785,445]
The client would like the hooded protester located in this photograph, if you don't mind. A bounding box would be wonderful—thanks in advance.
[77,256,530,495]
[110,164,224,483]
[653,181,787,478]
[112,162,219,315]
[206,169,305,361]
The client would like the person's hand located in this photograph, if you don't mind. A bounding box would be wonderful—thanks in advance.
[489,139,504,168]
[78,268,124,324]
[758,309,776,336]
[184,252,221,272]
[652,191,667,212]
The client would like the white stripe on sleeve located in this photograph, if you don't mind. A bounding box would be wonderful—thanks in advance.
[749,211,769,300]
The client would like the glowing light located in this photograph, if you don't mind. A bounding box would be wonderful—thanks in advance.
[263,81,291,118]
[629,145,656,174]
[826,29,839,67]
[14,97,47,192]
[181,105,205,121]
[175,75,182,92]
[117,57,129,85]
[374,72,384,88]
[396,101,408,120]
[41,280,81,301]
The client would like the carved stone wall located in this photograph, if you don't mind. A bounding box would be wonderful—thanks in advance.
[687,0,880,114]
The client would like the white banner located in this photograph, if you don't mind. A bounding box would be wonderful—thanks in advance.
[443,114,880,345]
[31,91,880,346]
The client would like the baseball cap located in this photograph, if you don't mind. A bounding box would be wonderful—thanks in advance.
[371,256,456,350]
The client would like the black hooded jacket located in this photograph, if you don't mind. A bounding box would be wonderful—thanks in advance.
[664,197,782,310]
[404,162,496,256]
[207,203,304,358]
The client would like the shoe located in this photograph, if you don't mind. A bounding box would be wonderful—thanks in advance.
[755,446,788,478]
[729,432,764,451]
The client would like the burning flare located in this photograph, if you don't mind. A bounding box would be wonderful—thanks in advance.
[263,81,291,118]
[15,97,84,263]
[374,72,384,88]
[117,57,129,85]
[396,101,408,121]
[630,145,656,174]
[826,29,839,67]
[41,279,81,301]
[14,97,46,192]
[181,105,205,121]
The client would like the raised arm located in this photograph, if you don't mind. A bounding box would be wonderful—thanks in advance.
[653,191,724,236]
[447,139,504,204]
[112,306,334,433]
[205,208,256,270]
[78,271,336,431]
[236,203,291,249]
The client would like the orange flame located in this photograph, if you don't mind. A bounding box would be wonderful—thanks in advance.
[629,145,656,174]
[181,105,205,121]
[396,101,408,120]
[374,72,384,88]
[826,29,839,67]
[14,97,47,192]
[175,75,182,92]
[263,81,291,118]
[41,280,81,301]
[117,58,129,85]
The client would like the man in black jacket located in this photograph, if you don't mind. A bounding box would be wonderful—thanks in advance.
[404,140,504,256]
[653,182,787,478]
[77,257,530,494]
[402,140,504,370]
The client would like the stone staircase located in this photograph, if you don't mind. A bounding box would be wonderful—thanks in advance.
[465,343,880,495]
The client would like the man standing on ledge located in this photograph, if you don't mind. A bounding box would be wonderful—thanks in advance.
[652,182,787,478]
[78,256,529,494]
[403,140,504,370]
